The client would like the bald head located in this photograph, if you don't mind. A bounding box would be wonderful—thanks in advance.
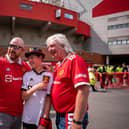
[9,37,24,48]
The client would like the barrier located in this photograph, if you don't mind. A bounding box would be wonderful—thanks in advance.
[94,72,129,89]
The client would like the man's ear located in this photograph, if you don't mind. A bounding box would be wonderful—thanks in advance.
[21,48,25,51]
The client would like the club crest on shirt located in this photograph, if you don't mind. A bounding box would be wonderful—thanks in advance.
[58,69,64,76]
[21,67,27,73]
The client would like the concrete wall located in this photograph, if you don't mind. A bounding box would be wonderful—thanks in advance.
[107,11,129,38]
[0,24,11,46]
[63,0,102,24]
[91,11,129,55]
[83,27,111,55]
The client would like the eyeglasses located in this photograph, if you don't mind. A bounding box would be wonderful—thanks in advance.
[8,44,22,50]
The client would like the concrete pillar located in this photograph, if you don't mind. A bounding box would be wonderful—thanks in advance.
[106,55,109,65]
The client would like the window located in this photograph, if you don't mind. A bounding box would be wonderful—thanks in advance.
[117,40,121,45]
[108,23,129,30]
[127,40,129,44]
[113,41,117,45]
[108,41,112,45]
[108,40,129,46]
[19,3,32,10]
[122,40,127,44]
[126,23,129,27]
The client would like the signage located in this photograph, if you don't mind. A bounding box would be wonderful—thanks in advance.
[56,9,61,19]
[64,13,73,20]
[19,3,32,10]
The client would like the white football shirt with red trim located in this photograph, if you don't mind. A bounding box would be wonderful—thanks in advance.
[22,70,53,125]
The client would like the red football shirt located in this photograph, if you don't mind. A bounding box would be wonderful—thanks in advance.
[52,54,90,113]
[0,57,30,116]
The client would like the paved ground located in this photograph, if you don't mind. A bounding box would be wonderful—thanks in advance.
[50,88,129,129]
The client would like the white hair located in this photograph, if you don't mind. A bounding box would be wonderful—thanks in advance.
[46,33,74,53]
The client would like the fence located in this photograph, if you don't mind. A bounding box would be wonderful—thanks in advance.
[94,72,129,89]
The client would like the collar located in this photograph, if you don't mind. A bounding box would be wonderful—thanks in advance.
[58,53,72,67]
[32,69,45,75]
[6,54,22,65]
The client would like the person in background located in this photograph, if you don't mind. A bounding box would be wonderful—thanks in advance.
[106,64,114,86]
[88,66,97,92]
[21,48,53,129]
[97,64,106,89]
[45,33,90,129]
[122,63,128,86]
[115,64,123,85]
[127,65,129,85]
[127,65,129,72]
[0,37,30,129]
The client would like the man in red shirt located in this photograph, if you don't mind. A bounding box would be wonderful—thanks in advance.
[0,37,30,129]
[43,33,90,129]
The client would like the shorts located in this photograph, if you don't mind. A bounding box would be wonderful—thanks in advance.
[23,122,37,129]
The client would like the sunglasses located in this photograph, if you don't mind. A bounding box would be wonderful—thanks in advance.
[8,44,22,50]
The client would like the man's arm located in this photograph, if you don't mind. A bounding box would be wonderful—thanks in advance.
[72,85,89,129]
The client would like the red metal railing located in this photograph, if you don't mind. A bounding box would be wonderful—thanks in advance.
[94,72,129,89]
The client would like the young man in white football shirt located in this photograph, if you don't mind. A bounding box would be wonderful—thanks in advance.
[21,48,53,129]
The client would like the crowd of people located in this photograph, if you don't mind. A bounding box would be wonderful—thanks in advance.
[88,63,129,91]
[0,34,90,129]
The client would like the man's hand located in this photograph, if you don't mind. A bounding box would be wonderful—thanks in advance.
[70,122,83,129]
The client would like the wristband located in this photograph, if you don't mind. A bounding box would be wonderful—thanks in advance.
[39,117,49,127]
[73,119,82,125]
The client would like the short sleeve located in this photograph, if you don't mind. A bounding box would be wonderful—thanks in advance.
[71,55,90,88]
[21,72,28,90]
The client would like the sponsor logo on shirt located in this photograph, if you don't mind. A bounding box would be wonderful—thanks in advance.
[68,55,76,61]
[28,78,33,89]
[6,68,10,71]
[53,81,61,84]
[5,74,22,82]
